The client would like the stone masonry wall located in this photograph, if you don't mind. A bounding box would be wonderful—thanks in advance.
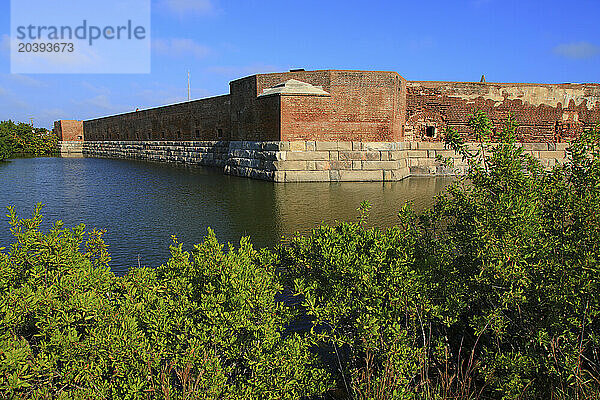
[225,141,410,182]
[83,141,230,166]
[58,141,83,156]
[81,140,568,182]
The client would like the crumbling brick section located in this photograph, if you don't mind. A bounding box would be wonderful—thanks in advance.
[406,81,600,143]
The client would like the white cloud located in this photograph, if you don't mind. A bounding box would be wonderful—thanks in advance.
[11,39,103,73]
[554,42,600,60]
[38,108,68,122]
[3,74,46,87]
[76,94,118,111]
[158,0,215,16]
[81,82,111,95]
[153,38,210,59]
[138,88,186,105]
[0,90,30,111]
[131,81,211,105]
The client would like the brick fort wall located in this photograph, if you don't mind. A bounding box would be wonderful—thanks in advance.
[406,81,600,142]
[59,69,600,181]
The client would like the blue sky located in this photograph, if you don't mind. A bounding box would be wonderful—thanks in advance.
[0,0,598,128]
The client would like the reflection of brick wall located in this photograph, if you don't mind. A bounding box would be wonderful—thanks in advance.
[406,82,600,143]
[54,120,83,141]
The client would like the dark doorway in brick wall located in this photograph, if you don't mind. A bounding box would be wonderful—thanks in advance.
[425,126,436,138]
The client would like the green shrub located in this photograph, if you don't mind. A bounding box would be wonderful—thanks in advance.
[2,113,599,399]
[283,115,600,399]
[0,206,331,399]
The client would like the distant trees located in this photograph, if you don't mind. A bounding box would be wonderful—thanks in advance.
[0,120,57,161]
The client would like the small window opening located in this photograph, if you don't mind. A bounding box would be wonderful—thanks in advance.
[217,128,223,138]
[177,130,182,139]
[161,131,165,139]
[425,126,436,138]
[195,129,200,138]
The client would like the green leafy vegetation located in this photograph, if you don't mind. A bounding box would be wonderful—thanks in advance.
[1,114,599,398]
[0,120,57,161]
[284,115,600,399]
[0,206,331,399]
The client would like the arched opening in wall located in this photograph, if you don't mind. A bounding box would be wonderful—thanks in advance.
[177,130,182,139]
[161,131,165,140]
[425,126,436,138]
[217,128,223,139]
[195,129,200,138]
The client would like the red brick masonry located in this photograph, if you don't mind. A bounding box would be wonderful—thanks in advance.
[68,69,599,143]
[54,120,83,141]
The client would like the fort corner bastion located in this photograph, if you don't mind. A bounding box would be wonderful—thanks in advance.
[54,69,600,182]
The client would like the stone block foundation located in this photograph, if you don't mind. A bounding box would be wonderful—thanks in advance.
[58,141,84,157]
[80,140,569,182]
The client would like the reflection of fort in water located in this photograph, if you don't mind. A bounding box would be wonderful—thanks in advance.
[0,157,452,273]
[270,177,454,238]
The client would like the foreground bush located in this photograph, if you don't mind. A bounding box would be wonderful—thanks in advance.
[0,206,330,399]
[1,114,599,399]
[283,117,600,399]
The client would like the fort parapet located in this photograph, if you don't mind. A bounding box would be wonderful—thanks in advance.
[55,69,600,181]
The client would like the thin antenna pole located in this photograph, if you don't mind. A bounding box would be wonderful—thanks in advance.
[187,70,190,101]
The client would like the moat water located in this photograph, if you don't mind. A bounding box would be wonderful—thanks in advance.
[0,157,453,275]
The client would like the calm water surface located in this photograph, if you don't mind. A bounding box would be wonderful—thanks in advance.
[0,157,453,275]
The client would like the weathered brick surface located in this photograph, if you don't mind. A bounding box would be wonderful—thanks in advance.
[70,69,599,146]
[406,81,600,143]
[54,120,83,141]
[58,69,600,182]
[274,70,405,142]
[83,95,230,141]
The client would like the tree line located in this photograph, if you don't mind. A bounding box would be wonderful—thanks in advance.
[0,120,58,161]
